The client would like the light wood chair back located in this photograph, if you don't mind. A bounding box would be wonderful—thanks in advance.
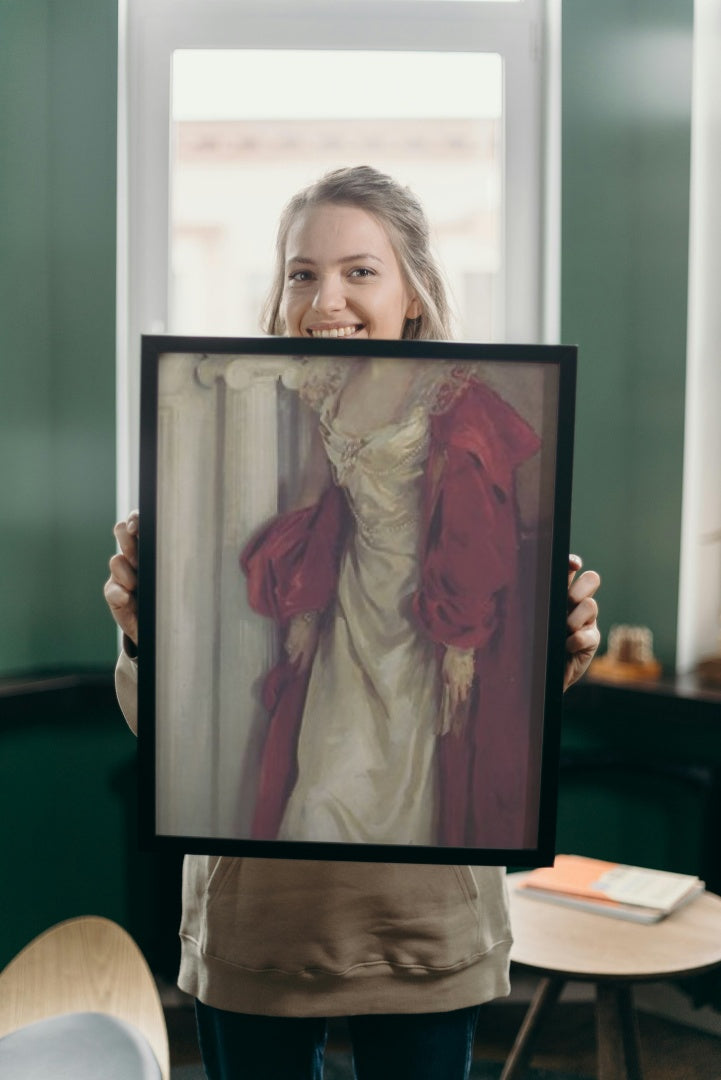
[0,915,169,1080]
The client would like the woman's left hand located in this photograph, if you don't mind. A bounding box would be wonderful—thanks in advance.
[564,554,601,691]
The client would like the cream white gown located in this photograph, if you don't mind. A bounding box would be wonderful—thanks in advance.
[277,399,440,846]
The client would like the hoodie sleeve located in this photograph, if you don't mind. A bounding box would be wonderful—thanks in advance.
[115,646,139,736]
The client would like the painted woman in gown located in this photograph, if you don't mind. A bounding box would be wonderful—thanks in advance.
[242,359,541,850]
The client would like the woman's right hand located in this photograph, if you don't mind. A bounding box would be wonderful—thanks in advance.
[104,510,139,646]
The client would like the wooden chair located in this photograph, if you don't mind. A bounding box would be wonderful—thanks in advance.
[0,915,169,1079]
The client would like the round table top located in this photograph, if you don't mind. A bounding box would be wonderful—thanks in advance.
[508,871,721,981]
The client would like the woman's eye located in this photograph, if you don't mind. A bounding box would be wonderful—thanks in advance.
[288,270,313,283]
[349,267,375,279]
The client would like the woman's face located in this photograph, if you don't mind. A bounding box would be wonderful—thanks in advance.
[281,203,421,340]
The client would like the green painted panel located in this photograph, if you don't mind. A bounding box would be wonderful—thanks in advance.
[46,0,119,668]
[562,0,693,668]
[0,2,55,669]
[0,0,118,673]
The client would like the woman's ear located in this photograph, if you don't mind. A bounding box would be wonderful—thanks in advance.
[406,296,422,320]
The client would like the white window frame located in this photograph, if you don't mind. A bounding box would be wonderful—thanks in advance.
[117,0,559,512]
[676,0,721,674]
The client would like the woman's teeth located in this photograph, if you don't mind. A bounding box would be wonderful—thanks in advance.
[310,325,361,338]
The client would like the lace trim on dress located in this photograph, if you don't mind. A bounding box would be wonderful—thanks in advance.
[290,356,492,417]
[282,357,350,413]
[411,361,483,416]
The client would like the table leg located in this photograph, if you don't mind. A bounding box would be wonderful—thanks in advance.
[596,982,643,1080]
[500,976,565,1080]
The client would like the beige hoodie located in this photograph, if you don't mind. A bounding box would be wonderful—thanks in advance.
[116,650,512,1016]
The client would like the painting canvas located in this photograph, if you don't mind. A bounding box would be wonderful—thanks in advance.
[137,336,576,865]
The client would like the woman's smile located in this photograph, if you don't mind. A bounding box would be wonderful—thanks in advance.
[306,322,365,339]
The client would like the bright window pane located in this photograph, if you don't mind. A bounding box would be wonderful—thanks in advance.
[170,50,504,340]
[347,1,521,3]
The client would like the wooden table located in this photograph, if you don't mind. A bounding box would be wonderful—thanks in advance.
[503,873,721,1080]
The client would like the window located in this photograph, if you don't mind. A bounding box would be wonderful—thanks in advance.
[118,0,556,510]
[169,49,503,340]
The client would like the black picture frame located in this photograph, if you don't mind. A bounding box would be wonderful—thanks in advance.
[138,335,576,866]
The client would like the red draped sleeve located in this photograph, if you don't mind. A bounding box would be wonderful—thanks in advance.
[241,483,349,625]
[240,483,349,839]
[413,380,540,650]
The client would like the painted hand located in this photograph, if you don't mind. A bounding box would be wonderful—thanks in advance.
[285,612,321,674]
[438,645,475,736]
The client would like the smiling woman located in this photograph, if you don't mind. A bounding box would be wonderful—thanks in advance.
[235,166,545,850]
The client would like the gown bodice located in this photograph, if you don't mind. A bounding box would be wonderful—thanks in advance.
[277,399,439,846]
[319,401,430,553]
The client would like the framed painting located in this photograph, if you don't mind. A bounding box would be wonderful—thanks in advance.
[137,335,576,865]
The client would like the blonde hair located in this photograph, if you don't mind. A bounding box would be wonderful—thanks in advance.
[262,166,454,341]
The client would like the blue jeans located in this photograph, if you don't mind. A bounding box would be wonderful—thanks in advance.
[195,1000,481,1080]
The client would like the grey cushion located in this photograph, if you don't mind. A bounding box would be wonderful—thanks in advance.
[0,1011,162,1079]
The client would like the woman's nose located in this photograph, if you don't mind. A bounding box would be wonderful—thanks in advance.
[312,274,345,314]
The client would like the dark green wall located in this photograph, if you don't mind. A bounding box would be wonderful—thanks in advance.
[0,683,183,974]
[563,0,693,669]
[0,0,133,971]
[0,0,118,675]
[558,682,721,883]
[0,1,693,676]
